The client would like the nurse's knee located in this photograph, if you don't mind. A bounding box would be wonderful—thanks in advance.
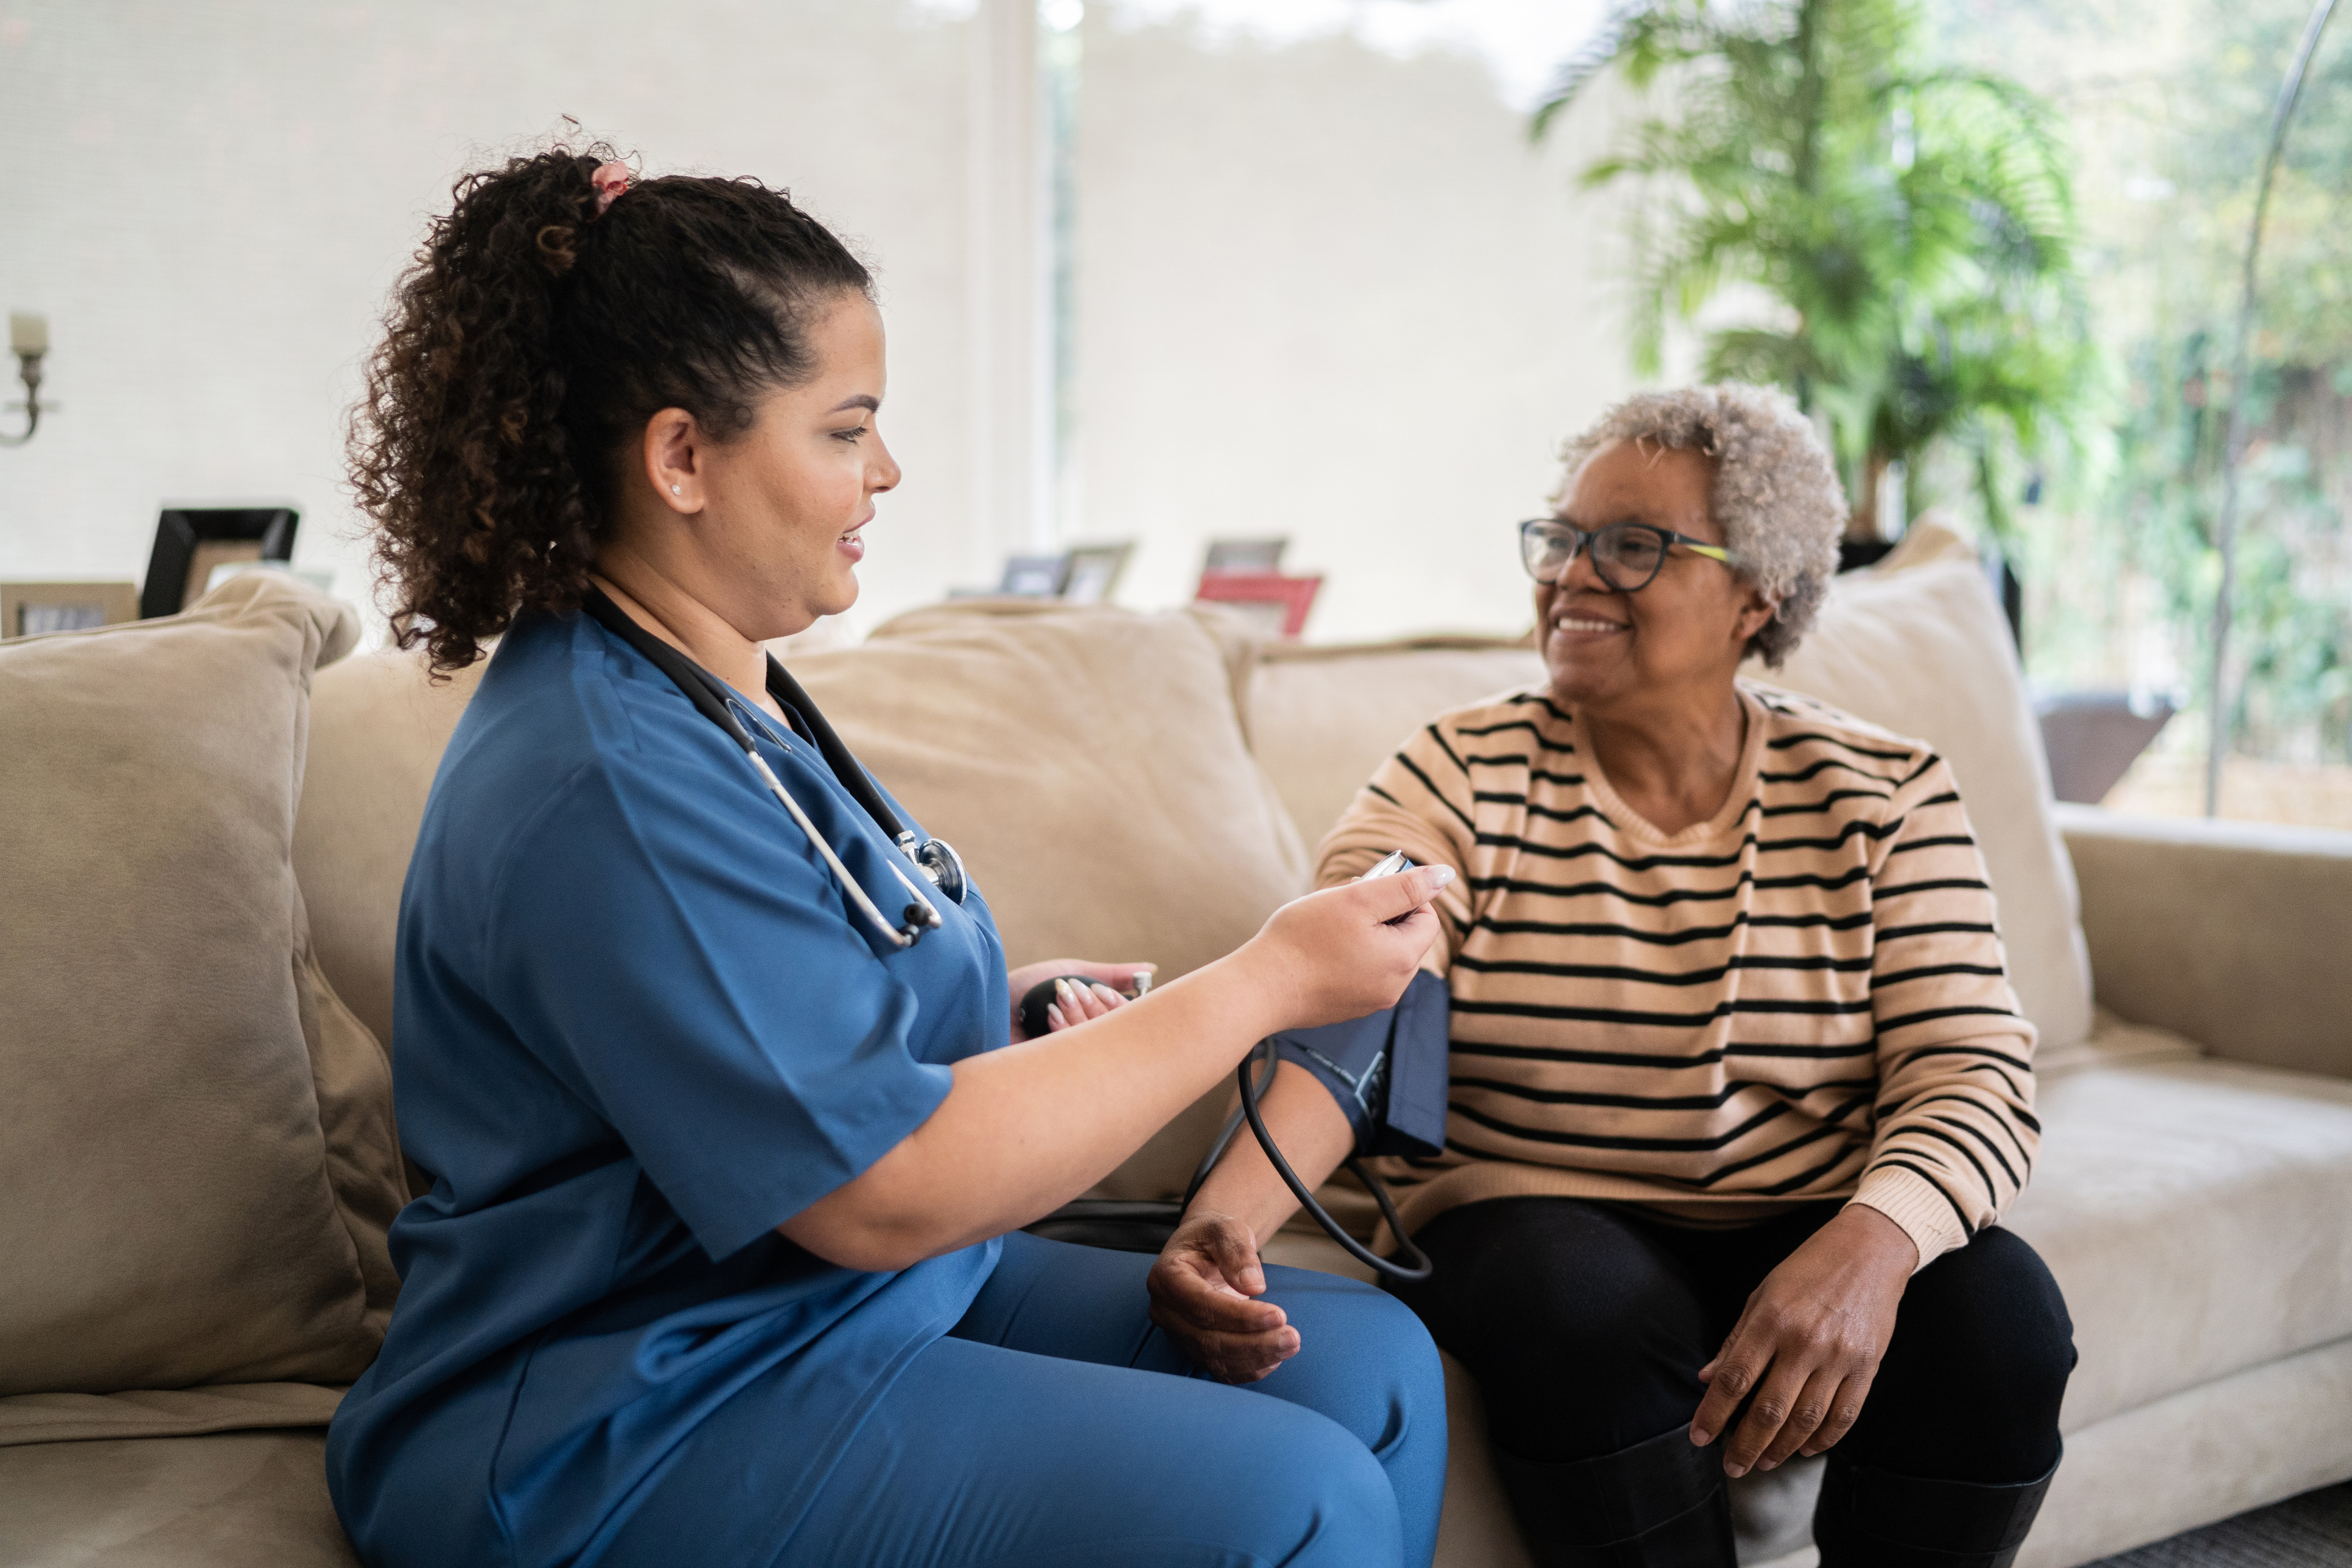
[1202,1403,1401,1567]
[1265,1270,1444,1456]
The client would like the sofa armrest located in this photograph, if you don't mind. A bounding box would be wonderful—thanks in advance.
[2056,803,2352,1080]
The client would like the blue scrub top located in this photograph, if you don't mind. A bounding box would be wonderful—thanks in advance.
[325,609,1008,1568]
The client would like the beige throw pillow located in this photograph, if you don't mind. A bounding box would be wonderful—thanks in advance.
[0,574,404,1396]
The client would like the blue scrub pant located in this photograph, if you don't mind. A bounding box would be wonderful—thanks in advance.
[782,1231,1446,1568]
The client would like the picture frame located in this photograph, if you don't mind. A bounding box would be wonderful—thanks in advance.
[997,554,1071,598]
[1202,537,1287,576]
[1192,572,1323,640]
[140,506,299,619]
[1,581,141,639]
[1058,541,1134,606]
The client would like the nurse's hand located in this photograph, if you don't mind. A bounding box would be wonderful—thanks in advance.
[1245,865,1454,1032]
[1006,959,1155,1041]
[1147,1208,1298,1383]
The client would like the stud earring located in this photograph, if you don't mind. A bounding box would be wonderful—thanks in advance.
[670,484,682,496]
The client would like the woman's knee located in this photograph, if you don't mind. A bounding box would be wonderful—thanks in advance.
[1900,1228,2075,1399]
[1853,1227,2073,1481]
[1395,1200,1711,1461]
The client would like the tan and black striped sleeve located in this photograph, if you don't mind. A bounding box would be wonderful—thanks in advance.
[1849,752,2042,1269]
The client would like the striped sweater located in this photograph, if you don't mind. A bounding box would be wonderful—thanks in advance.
[1318,681,2039,1269]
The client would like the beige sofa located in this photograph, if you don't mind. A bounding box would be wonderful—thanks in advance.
[4,558,2349,1568]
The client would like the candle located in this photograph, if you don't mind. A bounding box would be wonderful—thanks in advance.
[10,313,48,356]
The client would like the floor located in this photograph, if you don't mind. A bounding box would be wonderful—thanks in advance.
[2082,1482,2352,1566]
[1746,1482,2352,1568]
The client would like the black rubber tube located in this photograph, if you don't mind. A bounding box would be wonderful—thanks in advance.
[1233,1040,1433,1283]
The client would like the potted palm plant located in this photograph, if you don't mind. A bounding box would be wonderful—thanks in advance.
[1538,0,2096,551]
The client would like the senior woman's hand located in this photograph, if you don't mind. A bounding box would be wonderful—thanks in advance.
[1146,1208,1299,1382]
[1690,1204,1919,1477]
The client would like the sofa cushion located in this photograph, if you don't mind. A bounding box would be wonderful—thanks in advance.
[0,1429,358,1568]
[796,600,1310,979]
[296,603,1312,1203]
[293,652,488,1052]
[1247,635,1546,853]
[0,574,402,1396]
[2002,1055,2352,1430]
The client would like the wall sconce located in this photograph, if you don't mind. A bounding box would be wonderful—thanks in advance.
[2,312,51,447]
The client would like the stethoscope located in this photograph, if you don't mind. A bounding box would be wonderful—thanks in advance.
[581,586,968,949]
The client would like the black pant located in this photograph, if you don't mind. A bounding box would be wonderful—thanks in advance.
[1386,1198,2073,1486]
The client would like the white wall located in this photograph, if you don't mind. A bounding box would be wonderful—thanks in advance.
[1,0,1639,648]
[1071,1,1636,640]
[0,0,991,637]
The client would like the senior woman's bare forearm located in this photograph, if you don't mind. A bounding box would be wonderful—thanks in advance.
[1186,1064,1356,1247]
[777,951,1293,1272]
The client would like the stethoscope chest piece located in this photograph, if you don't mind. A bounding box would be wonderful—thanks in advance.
[901,831,968,907]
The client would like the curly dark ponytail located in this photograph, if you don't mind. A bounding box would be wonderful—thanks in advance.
[350,143,873,674]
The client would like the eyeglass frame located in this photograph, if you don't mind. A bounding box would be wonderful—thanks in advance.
[1516,517,1739,593]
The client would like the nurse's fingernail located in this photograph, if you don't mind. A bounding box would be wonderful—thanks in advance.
[1054,978,1076,1004]
[1091,983,1122,1005]
[1045,1002,1067,1031]
[1423,865,1455,888]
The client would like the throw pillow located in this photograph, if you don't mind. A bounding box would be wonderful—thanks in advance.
[0,573,404,1395]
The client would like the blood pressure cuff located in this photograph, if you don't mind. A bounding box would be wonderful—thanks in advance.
[1266,969,1449,1158]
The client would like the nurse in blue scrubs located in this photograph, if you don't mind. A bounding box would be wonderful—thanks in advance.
[324,149,1452,1567]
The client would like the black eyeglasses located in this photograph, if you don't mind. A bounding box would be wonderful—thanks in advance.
[1516,517,1738,592]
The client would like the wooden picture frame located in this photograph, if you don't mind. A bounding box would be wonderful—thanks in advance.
[1192,572,1323,639]
[1,581,141,639]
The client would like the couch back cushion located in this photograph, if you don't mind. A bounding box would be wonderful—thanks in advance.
[1243,559,2093,1049]
[294,652,489,1052]
[0,575,405,1395]
[797,601,1308,975]
[1248,637,1548,852]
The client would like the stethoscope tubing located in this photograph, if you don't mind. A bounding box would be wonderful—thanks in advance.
[579,585,947,950]
[740,746,939,950]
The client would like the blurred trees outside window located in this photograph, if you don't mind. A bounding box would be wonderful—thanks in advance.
[1928,0,2351,789]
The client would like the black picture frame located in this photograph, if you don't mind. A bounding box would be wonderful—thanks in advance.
[141,507,299,619]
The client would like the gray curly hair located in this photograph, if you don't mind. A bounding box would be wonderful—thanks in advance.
[1556,383,1845,668]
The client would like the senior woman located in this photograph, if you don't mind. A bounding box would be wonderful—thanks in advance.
[323,147,1454,1568]
[1149,385,2073,1568]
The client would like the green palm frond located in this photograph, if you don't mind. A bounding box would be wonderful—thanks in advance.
[1536,0,2097,539]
